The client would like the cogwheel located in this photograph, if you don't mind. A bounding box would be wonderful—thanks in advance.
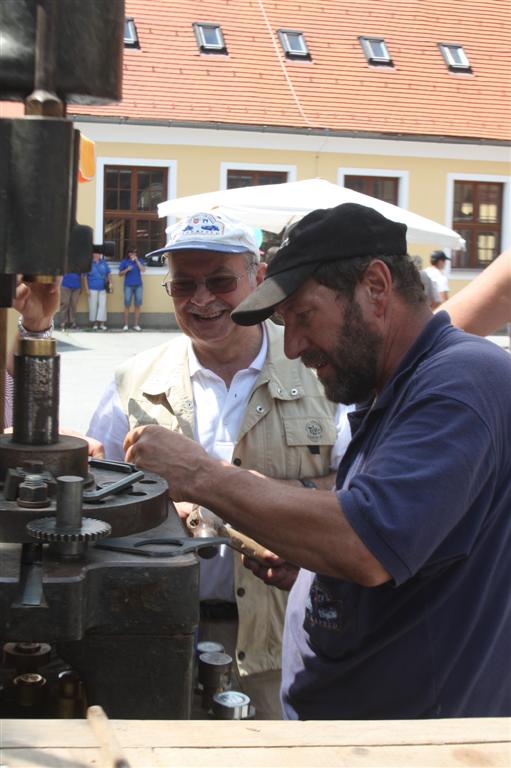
[26,516,111,542]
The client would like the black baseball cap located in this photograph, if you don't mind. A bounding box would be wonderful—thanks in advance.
[430,250,450,263]
[231,202,407,326]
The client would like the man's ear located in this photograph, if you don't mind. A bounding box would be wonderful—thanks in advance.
[360,260,392,314]
[255,262,267,285]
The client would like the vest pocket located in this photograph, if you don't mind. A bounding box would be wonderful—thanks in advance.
[283,417,337,447]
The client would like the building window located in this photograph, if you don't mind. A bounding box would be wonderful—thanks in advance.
[359,37,393,66]
[438,43,471,72]
[277,29,310,59]
[103,166,168,259]
[344,175,399,205]
[193,22,227,53]
[124,18,139,48]
[452,181,503,268]
[226,169,288,189]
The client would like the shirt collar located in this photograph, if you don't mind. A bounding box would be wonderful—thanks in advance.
[187,325,267,379]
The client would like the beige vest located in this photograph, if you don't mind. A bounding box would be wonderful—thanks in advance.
[115,321,337,676]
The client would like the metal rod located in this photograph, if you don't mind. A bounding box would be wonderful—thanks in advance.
[55,476,84,531]
[34,0,57,93]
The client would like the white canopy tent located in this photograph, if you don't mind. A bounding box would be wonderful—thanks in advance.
[158,178,465,250]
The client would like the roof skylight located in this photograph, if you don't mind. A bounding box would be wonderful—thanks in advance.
[277,29,311,59]
[193,22,227,53]
[438,43,472,71]
[124,18,139,48]
[359,36,393,66]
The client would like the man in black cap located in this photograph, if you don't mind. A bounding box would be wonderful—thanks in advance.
[424,249,450,307]
[125,202,511,720]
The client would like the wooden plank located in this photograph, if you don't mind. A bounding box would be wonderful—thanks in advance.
[2,718,509,750]
[0,743,508,768]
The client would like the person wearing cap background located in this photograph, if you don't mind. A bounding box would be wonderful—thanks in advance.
[125,202,511,720]
[424,249,450,307]
[87,210,351,719]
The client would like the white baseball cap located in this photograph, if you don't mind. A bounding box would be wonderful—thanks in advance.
[145,211,260,259]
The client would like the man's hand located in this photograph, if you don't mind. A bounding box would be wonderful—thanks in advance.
[14,277,61,331]
[124,425,209,500]
[242,551,299,591]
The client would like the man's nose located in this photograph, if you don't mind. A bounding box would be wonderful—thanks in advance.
[284,327,307,360]
[190,281,216,304]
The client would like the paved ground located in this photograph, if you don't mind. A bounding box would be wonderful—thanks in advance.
[55,327,180,434]
[55,326,510,436]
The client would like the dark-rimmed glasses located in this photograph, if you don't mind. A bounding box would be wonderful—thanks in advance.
[162,270,250,298]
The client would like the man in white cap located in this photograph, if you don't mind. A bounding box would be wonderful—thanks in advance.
[88,210,351,719]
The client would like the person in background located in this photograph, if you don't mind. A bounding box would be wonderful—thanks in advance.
[119,247,145,332]
[88,211,351,719]
[411,255,439,308]
[441,247,511,336]
[124,203,511,721]
[86,251,112,331]
[59,272,82,330]
[424,249,450,307]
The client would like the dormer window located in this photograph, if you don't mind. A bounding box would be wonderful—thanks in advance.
[124,18,139,48]
[438,43,472,72]
[359,36,393,66]
[277,29,311,59]
[193,22,227,53]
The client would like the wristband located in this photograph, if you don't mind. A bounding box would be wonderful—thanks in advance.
[17,316,54,339]
[299,478,318,489]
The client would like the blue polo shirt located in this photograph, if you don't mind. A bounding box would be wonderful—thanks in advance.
[119,258,144,287]
[87,259,111,291]
[282,312,511,719]
[62,272,81,290]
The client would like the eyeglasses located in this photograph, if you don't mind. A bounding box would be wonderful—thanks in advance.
[162,270,250,298]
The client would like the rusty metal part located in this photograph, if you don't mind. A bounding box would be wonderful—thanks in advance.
[0,434,90,487]
[0,0,124,104]
[198,651,232,711]
[26,475,111,558]
[3,641,52,673]
[13,339,59,445]
[27,516,111,544]
[13,672,47,707]
[17,473,50,508]
[212,690,253,720]
[57,669,85,718]
[0,462,169,543]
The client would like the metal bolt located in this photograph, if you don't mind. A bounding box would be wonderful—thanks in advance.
[17,474,49,508]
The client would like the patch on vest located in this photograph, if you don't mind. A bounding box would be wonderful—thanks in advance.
[305,419,323,442]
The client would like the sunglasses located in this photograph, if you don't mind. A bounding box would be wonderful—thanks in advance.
[162,270,250,298]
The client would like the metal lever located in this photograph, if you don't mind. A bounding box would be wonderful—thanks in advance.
[83,470,145,503]
[95,535,230,558]
[88,458,140,474]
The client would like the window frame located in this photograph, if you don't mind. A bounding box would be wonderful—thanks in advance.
[446,173,510,272]
[338,168,409,209]
[193,22,227,54]
[95,158,176,262]
[438,43,472,72]
[220,162,296,190]
[124,17,139,48]
[277,29,311,59]
[359,36,393,66]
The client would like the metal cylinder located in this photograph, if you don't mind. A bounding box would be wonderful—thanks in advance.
[55,475,84,531]
[13,338,59,445]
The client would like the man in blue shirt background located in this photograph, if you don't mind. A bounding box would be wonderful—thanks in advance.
[123,203,511,720]
[119,247,145,331]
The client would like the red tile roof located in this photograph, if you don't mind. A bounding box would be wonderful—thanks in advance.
[68,1,510,142]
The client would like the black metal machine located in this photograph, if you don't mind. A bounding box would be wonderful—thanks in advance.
[0,0,202,718]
